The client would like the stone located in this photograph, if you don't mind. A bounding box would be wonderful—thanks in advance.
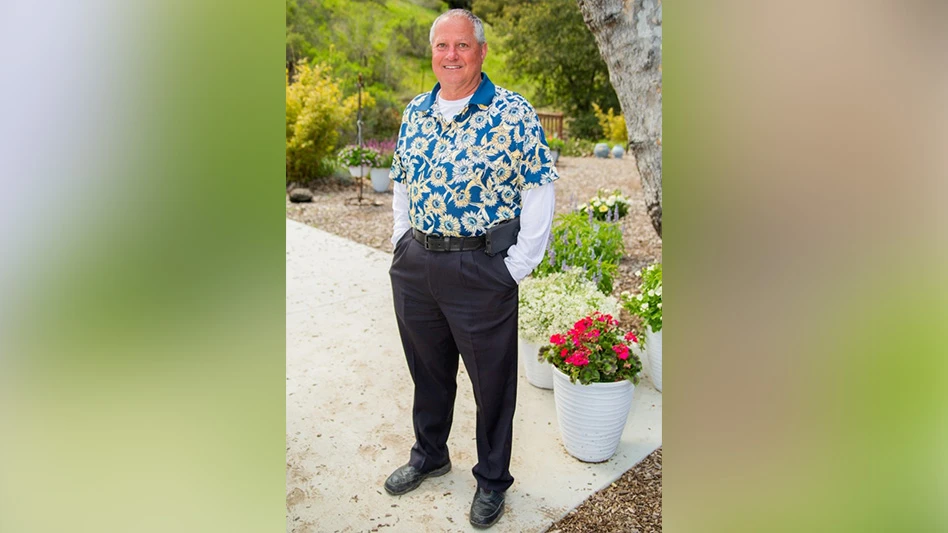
[593,143,611,158]
[289,188,313,203]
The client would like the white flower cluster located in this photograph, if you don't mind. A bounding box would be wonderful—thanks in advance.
[621,263,662,332]
[577,191,631,219]
[518,269,618,344]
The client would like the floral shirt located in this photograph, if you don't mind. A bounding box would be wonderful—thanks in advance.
[391,74,559,237]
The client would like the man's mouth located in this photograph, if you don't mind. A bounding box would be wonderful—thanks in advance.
[443,66,462,70]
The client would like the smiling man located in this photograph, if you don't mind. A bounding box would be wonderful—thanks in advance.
[383,8,560,530]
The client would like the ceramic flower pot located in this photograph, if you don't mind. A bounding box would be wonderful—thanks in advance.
[593,143,611,158]
[645,327,662,392]
[551,366,634,462]
[370,168,390,192]
[519,336,553,389]
[348,165,370,178]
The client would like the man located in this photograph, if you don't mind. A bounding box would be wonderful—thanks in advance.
[385,9,558,529]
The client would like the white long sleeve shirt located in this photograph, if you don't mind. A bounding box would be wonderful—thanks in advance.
[390,181,556,284]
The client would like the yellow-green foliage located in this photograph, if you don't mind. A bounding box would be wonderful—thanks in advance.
[285,62,375,181]
[593,103,628,145]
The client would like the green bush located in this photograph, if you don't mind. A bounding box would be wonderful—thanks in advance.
[593,103,629,145]
[285,62,373,182]
[621,263,662,336]
[562,138,595,157]
[566,111,603,141]
[533,211,625,293]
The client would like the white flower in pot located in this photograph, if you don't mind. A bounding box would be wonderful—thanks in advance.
[621,263,662,391]
[518,268,617,389]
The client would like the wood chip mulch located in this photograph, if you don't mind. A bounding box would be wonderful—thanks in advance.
[546,447,662,533]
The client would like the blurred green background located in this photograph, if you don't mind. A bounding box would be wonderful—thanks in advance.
[2,0,947,532]
[0,2,284,532]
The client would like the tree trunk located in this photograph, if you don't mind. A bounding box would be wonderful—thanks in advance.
[577,0,662,238]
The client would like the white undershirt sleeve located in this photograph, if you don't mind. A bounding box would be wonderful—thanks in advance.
[391,181,411,249]
[503,182,556,284]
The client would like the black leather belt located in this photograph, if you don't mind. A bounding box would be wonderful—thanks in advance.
[412,228,485,252]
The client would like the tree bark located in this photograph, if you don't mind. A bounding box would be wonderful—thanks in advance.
[577,0,662,238]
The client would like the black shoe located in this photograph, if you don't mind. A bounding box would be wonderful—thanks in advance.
[383,461,451,496]
[469,487,505,529]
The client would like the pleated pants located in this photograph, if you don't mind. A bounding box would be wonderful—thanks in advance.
[389,230,519,492]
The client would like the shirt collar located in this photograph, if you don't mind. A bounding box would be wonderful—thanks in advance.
[418,73,496,112]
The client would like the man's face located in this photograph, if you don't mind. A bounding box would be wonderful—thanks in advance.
[430,17,487,96]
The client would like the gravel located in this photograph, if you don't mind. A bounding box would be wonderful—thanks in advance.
[286,155,663,532]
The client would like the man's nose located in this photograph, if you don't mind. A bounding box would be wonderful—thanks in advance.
[446,46,459,59]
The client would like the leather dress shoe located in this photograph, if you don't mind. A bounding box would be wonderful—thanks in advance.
[383,461,451,495]
[469,487,505,529]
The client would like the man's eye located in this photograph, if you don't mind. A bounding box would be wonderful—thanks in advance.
[436,43,446,49]
[459,43,468,49]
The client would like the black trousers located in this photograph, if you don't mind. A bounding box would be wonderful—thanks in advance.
[389,230,519,492]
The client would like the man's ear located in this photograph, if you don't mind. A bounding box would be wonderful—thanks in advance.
[481,42,488,61]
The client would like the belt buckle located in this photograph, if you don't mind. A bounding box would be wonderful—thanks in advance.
[423,233,433,250]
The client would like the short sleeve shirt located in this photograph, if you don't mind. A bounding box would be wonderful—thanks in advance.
[391,74,559,237]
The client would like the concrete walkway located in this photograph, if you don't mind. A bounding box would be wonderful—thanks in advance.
[286,219,662,533]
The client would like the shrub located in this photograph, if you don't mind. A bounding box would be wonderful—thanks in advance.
[576,189,632,221]
[519,269,618,345]
[593,103,628,145]
[566,111,603,141]
[534,211,624,294]
[562,137,595,157]
[285,61,374,182]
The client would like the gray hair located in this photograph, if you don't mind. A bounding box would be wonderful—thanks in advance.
[429,9,486,45]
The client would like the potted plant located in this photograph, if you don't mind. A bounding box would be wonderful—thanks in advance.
[546,135,565,166]
[532,211,625,294]
[337,145,381,179]
[576,189,632,222]
[365,139,395,193]
[621,263,662,391]
[370,151,394,193]
[543,312,643,462]
[518,269,618,389]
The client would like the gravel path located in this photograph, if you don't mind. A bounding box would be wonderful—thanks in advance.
[286,155,662,531]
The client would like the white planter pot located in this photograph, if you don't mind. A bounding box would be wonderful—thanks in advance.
[348,165,370,178]
[519,336,553,389]
[550,150,560,166]
[551,366,634,462]
[370,168,390,192]
[646,327,662,392]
